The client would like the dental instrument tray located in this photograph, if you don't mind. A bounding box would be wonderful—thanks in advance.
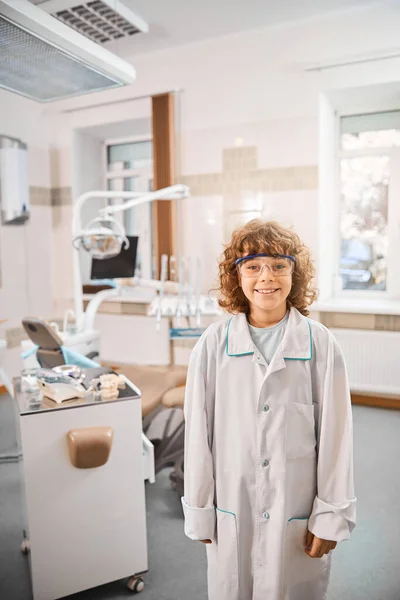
[36,368,88,403]
[27,367,141,408]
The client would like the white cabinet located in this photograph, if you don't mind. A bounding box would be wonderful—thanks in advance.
[94,313,171,365]
[16,383,150,600]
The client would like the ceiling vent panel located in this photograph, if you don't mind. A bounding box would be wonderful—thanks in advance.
[38,0,148,44]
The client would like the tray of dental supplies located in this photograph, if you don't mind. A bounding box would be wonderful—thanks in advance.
[169,327,205,340]
[16,366,140,414]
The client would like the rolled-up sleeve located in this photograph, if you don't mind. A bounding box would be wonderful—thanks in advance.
[181,341,216,541]
[309,334,356,542]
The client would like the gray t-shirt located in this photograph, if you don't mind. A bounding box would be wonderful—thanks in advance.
[248,311,289,365]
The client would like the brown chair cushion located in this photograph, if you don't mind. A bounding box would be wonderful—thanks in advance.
[162,386,185,409]
[102,363,187,416]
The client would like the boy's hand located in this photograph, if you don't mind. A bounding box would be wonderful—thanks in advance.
[305,531,337,558]
[200,539,212,544]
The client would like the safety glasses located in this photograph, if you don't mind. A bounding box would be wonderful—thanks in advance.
[235,253,296,278]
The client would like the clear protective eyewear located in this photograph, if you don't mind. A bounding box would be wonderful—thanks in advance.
[235,254,296,278]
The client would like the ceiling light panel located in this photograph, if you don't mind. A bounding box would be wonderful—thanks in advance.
[0,16,121,101]
[0,0,137,102]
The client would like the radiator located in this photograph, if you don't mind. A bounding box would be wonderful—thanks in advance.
[330,328,400,396]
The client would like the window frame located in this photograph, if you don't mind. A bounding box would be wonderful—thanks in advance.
[317,104,400,309]
[103,136,153,183]
[103,135,154,279]
[332,118,400,301]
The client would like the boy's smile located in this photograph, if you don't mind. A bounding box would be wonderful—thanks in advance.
[254,287,280,295]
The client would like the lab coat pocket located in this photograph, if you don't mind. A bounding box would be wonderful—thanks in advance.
[285,402,316,461]
[216,508,239,591]
[284,519,330,592]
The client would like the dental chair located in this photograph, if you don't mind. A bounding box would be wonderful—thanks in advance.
[22,318,65,368]
[22,317,99,368]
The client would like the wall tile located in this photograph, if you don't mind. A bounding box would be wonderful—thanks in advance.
[30,187,51,206]
[319,312,376,330]
[375,315,400,331]
[52,188,72,206]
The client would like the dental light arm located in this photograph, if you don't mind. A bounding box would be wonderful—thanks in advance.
[72,184,190,332]
[73,184,188,234]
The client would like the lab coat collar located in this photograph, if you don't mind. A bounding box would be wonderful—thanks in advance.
[225,307,312,361]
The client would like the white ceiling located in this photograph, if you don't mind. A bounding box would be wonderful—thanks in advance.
[29,0,381,57]
[105,0,380,57]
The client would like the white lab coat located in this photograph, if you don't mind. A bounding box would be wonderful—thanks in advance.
[182,307,356,600]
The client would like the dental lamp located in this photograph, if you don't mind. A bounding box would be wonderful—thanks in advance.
[73,214,129,260]
[72,184,190,333]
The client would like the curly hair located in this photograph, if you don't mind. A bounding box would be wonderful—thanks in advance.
[217,219,318,316]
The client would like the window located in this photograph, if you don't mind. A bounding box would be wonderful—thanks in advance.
[338,111,400,295]
[105,139,153,279]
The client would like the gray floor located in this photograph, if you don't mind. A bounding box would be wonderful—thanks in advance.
[1,394,400,600]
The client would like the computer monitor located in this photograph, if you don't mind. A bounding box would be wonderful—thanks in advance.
[90,236,138,280]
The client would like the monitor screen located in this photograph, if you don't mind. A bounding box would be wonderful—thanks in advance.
[90,236,138,280]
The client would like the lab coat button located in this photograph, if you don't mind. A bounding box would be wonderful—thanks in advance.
[263,405,269,412]
[262,459,269,467]
[262,512,270,520]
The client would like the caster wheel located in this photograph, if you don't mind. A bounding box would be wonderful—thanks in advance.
[127,576,144,593]
[21,540,30,555]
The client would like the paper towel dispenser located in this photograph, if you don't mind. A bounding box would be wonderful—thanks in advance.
[0,136,29,225]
